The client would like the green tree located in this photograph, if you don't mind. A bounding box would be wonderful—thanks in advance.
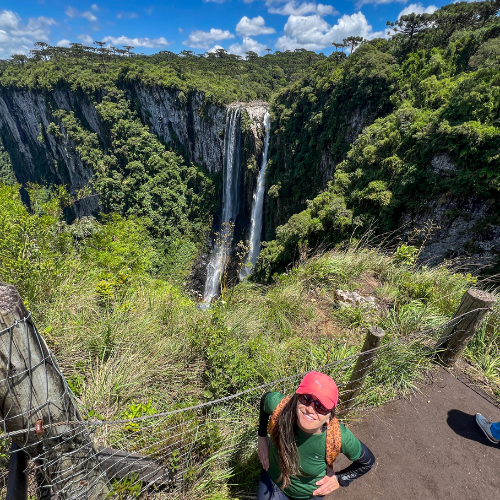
[343,36,366,52]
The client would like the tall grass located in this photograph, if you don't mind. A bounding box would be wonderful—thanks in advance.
[31,241,495,422]
[2,185,500,498]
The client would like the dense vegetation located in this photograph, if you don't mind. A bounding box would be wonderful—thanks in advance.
[2,3,500,495]
[0,45,325,104]
[260,0,500,278]
[1,183,499,497]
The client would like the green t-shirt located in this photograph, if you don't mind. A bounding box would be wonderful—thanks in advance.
[264,392,362,499]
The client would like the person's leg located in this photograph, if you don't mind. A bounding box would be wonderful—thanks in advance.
[490,420,500,440]
[476,413,500,443]
[257,470,290,500]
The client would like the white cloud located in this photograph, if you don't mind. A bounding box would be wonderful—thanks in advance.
[269,2,338,17]
[65,6,98,23]
[398,2,437,17]
[203,0,228,3]
[91,4,99,12]
[77,34,94,44]
[178,27,183,32]
[356,0,407,7]
[0,10,21,31]
[26,16,56,31]
[183,28,235,49]
[101,35,172,48]
[117,12,139,19]
[0,10,57,57]
[275,12,384,51]
[56,39,71,47]
[207,44,225,53]
[236,16,275,36]
[229,36,268,56]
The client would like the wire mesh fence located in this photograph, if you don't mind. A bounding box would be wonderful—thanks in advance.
[0,296,496,500]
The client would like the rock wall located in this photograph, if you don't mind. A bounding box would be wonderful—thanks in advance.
[0,86,241,216]
[0,89,100,216]
[133,87,226,174]
[401,154,500,268]
[401,194,500,268]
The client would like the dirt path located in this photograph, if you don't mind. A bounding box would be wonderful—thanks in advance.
[330,367,500,500]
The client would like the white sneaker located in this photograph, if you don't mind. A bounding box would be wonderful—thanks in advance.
[476,413,500,444]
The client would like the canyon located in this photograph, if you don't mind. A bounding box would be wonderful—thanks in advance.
[0,85,270,298]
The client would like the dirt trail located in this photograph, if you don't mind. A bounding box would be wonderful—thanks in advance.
[330,367,500,500]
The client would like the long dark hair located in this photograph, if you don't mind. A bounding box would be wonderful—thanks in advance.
[270,394,334,489]
[269,394,301,489]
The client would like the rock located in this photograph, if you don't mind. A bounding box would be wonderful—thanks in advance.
[135,87,227,174]
[400,194,500,267]
[319,151,336,184]
[430,154,458,176]
[0,89,100,217]
[335,289,382,311]
[344,107,373,143]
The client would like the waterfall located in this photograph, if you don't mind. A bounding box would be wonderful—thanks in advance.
[203,107,242,302]
[240,112,271,279]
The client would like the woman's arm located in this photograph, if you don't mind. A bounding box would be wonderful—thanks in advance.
[258,392,271,470]
[258,392,271,437]
[336,441,375,487]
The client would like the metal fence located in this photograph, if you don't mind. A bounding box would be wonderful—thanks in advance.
[0,285,496,499]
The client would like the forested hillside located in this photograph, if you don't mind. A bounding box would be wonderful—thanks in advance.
[258,0,500,279]
[0,46,325,103]
[3,2,500,497]
[0,45,328,281]
[4,1,500,284]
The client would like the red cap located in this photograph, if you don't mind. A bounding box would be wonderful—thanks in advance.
[296,371,338,409]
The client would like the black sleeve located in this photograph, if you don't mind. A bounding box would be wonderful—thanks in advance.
[336,441,375,487]
[258,392,271,437]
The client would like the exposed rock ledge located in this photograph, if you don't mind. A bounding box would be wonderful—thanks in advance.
[401,194,500,268]
[229,100,269,145]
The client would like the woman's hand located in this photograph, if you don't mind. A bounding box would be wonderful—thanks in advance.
[258,436,270,470]
[313,466,340,496]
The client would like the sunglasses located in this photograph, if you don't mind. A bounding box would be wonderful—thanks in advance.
[298,394,331,415]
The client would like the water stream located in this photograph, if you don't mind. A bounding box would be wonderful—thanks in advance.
[203,107,242,302]
[240,112,271,279]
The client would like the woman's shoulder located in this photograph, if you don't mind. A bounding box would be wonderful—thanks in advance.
[263,391,287,414]
[338,421,362,461]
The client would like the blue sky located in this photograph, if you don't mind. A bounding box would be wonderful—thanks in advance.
[1,0,460,59]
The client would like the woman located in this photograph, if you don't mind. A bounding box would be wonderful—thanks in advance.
[257,371,375,500]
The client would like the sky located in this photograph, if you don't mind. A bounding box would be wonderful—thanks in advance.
[0,0,463,59]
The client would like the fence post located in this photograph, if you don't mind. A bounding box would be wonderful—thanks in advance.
[435,288,497,367]
[6,442,28,500]
[0,283,110,499]
[341,326,385,413]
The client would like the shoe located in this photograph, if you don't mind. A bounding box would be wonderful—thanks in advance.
[476,413,500,444]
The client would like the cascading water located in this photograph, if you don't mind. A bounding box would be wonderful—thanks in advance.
[240,112,271,279]
[203,107,242,302]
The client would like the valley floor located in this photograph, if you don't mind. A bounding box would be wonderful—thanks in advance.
[331,367,500,500]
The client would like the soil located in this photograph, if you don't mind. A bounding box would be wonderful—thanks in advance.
[303,290,346,339]
[329,367,500,500]
[353,272,381,297]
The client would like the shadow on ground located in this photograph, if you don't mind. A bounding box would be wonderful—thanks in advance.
[330,367,500,500]
[447,409,500,449]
